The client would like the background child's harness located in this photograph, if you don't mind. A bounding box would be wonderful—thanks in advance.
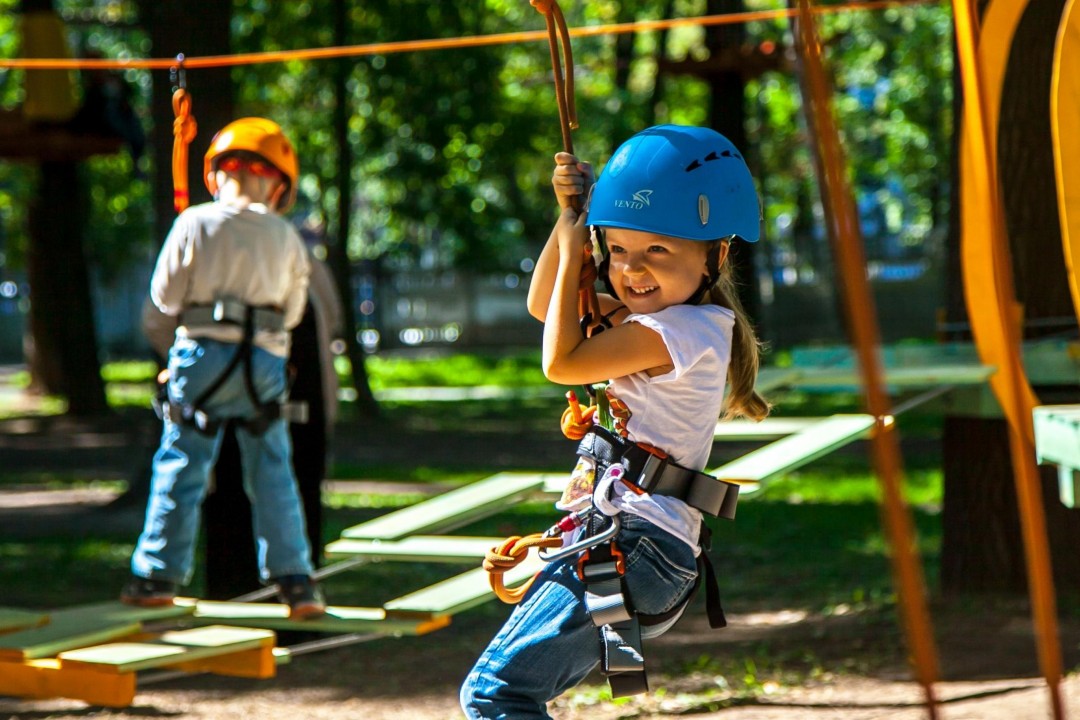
[153,298,308,436]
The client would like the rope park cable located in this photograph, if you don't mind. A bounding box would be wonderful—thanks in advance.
[0,0,942,71]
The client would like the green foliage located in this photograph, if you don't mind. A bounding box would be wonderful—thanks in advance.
[362,351,546,389]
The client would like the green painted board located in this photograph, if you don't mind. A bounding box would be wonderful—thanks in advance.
[57,625,273,673]
[324,535,506,562]
[1034,405,1080,468]
[713,417,828,441]
[340,473,550,541]
[384,555,546,618]
[1033,404,1080,508]
[187,600,444,635]
[0,601,195,660]
[792,364,994,391]
[0,607,49,634]
[709,414,877,488]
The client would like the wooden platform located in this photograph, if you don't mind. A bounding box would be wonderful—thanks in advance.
[0,601,194,661]
[0,119,123,162]
[0,624,276,707]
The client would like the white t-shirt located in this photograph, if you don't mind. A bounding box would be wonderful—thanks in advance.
[601,303,735,551]
[150,202,311,357]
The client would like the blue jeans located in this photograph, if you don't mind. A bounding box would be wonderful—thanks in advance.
[130,337,315,586]
[460,513,699,719]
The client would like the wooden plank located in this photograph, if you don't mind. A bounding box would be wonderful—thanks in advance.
[709,414,877,489]
[0,657,136,707]
[169,644,276,679]
[713,417,828,440]
[1033,404,1080,507]
[0,607,49,635]
[0,601,194,661]
[58,625,274,674]
[793,365,994,390]
[384,555,546,619]
[324,535,505,562]
[187,600,450,636]
[340,472,551,541]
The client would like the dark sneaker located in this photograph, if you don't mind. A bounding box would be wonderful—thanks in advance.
[120,576,177,607]
[274,575,327,620]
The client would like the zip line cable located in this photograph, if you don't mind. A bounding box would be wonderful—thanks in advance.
[0,0,942,71]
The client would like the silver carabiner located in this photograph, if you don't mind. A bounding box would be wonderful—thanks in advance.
[538,513,621,563]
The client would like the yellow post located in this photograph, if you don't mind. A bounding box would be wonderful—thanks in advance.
[792,1,940,716]
[954,0,1065,715]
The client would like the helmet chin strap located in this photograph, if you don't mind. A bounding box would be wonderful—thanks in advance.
[684,240,727,305]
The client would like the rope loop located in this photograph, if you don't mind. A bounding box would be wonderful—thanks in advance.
[530,0,578,154]
[171,87,197,213]
[483,533,563,604]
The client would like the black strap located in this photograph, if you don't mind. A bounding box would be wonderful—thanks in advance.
[577,426,739,519]
[163,305,298,438]
[697,523,727,629]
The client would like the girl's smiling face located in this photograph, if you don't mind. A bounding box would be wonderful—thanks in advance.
[603,227,713,313]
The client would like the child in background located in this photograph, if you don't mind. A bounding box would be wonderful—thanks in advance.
[460,125,769,718]
[121,117,325,619]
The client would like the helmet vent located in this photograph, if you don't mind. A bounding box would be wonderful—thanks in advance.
[686,149,744,173]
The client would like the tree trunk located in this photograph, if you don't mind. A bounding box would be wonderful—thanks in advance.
[331,0,379,417]
[26,161,108,415]
[706,0,761,327]
[940,0,1080,595]
[138,0,233,244]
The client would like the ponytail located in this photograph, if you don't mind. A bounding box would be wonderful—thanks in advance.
[705,243,770,422]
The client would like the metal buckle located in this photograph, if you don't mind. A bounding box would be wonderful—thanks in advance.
[212,298,247,325]
[636,453,666,493]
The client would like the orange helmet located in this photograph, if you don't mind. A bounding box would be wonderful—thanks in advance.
[204,117,299,212]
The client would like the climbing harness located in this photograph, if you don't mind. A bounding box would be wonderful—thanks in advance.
[153,298,308,437]
[485,417,739,697]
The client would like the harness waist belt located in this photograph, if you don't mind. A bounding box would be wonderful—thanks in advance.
[577,426,739,519]
[180,300,286,334]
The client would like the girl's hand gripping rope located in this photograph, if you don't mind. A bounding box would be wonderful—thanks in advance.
[552,154,603,330]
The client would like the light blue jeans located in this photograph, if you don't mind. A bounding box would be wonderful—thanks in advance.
[460,513,699,719]
[130,337,315,586]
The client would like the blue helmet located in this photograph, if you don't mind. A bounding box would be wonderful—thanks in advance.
[587,125,760,243]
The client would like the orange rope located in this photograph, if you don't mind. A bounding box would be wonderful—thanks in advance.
[530,0,604,332]
[0,0,941,71]
[483,533,563,604]
[171,87,197,213]
[560,389,596,439]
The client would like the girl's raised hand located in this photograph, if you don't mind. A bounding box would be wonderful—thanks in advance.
[555,206,590,256]
[552,152,594,210]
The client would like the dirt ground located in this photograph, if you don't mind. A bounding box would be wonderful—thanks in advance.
[1,410,1079,719]
[1,606,1078,720]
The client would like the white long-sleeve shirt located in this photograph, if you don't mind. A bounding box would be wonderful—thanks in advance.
[150,202,311,357]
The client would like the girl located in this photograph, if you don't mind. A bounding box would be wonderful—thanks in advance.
[460,125,769,718]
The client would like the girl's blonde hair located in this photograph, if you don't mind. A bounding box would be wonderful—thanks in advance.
[705,241,770,422]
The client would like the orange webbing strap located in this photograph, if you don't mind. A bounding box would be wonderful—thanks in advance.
[483,533,563,604]
[530,0,603,331]
[795,0,940,714]
[171,87,197,213]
